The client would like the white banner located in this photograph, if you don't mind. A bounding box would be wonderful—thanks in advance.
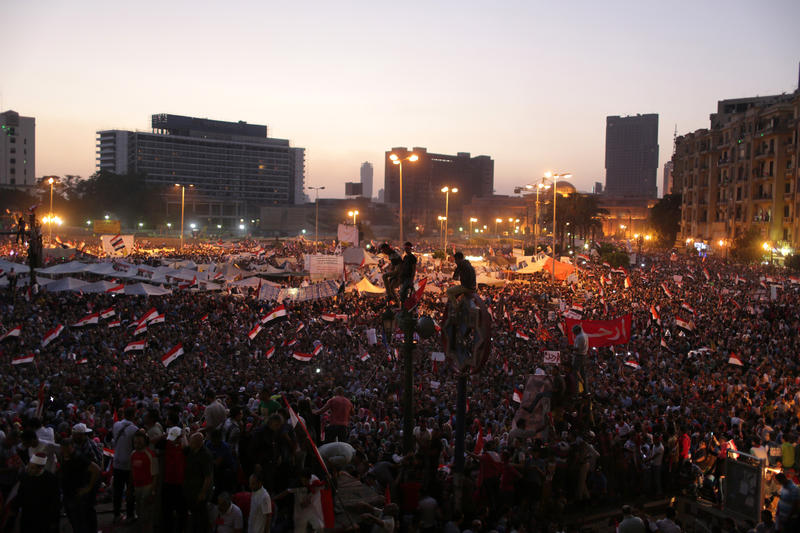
[543,350,561,365]
[304,254,344,280]
[366,328,377,345]
[100,234,135,257]
[337,224,359,245]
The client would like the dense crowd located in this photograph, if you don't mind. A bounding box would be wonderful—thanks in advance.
[0,236,799,533]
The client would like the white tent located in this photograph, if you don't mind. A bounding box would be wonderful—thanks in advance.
[124,283,172,296]
[476,274,507,287]
[0,260,29,274]
[45,277,89,292]
[166,260,198,270]
[515,257,549,274]
[229,277,281,288]
[343,248,379,266]
[37,260,91,275]
[80,280,127,293]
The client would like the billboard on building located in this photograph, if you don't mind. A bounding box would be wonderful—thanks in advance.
[345,182,363,196]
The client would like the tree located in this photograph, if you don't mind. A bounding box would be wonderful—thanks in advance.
[731,227,762,263]
[67,171,167,227]
[648,194,681,247]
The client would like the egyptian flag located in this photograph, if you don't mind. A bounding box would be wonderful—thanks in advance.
[728,352,744,366]
[262,304,288,324]
[105,283,125,294]
[212,272,224,282]
[99,307,115,319]
[577,253,590,262]
[675,317,695,332]
[42,324,64,347]
[474,425,485,454]
[534,312,542,325]
[148,313,165,325]
[200,313,209,322]
[292,351,313,362]
[12,354,35,365]
[76,357,89,365]
[124,340,146,352]
[624,276,632,289]
[681,303,696,315]
[571,303,584,313]
[296,322,305,334]
[611,267,627,275]
[360,349,370,361]
[661,283,673,298]
[602,261,611,268]
[138,308,158,325]
[283,396,329,477]
[312,341,324,356]
[178,276,197,290]
[502,358,511,375]
[161,343,184,367]
[134,322,147,336]
[72,312,99,327]
[650,305,660,322]
[108,320,121,328]
[515,330,530,341]
[110,234,125,252]
[512,388,522,403]
[702,268,711,281]
[402,277,428,310]
[321,313,337,322]
[624,360,641,370]
[265,346,275,360]
[0,326,21,342]
[247,324,263,340]
[660,337,673,352]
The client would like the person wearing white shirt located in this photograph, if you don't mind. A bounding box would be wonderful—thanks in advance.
[209,492,243,533]
[248,473,272,533]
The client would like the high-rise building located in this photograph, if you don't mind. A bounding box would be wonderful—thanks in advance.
[97,114,304,224]
[662,161,673,197]
[673,91,800,246]
[0,110,35,189]
[292,148,307,205]
[360,161,373,199]
[605,114,659,197]
[384,147,493,228]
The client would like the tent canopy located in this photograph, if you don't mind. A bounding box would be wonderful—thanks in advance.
[349,276,385,294]
[476,274,507,287]
[343,248,379,266]
[37,260,90,275]
[124,283,172,296]
[45,277,89,292]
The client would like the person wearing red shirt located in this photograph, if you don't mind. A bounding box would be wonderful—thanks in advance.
[679,427,691,461]
[159,425,188,532]
[313,387,353,444]
[130,432,159,531]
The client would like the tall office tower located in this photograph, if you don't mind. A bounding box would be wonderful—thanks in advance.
[0,110,35,189]
[605,114,659,197]
[360,161,373,199]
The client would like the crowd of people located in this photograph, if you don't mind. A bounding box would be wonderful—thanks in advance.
[0,234,799,532]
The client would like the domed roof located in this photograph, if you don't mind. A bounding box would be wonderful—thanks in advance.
[554,181,576,194]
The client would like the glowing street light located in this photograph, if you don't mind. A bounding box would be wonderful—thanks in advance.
[348,210,359,225]
[174,183,194,250]
[469,217,478,235]
[389,152,419,244]
[306,186,325,244]
[441,186,458,251]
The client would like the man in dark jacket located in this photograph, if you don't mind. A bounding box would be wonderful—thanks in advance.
[15,452,60,532]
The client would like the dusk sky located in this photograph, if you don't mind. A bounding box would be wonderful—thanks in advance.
[3,0,799,198]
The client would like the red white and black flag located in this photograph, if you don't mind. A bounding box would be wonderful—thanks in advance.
[110,234,125,252]
[42,325,64,347]
[0,326,22,342]
[675,317,695,332]
[72,312,99,327]
[161,343,184,367]
[261,304,288,324]
[99,307,115,319]
[12,354,35,365]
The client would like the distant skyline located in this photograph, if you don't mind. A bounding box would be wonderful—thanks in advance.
[2,0,798,199]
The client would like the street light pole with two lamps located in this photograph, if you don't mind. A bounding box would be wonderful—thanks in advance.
[389,152,419,245]
[546,171,572,280]
[348,210,359,225]
[441,186,457,251]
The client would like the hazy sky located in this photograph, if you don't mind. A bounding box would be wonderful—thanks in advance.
[3,0,799,198]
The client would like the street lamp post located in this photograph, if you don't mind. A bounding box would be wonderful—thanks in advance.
[348,210,359,225]
[307,186,326,245]
[47,177,55,244]
[469,217,477,237]
[441,186,458,251]
[547,172,572,280]
[495,218,502,239]
[174,183,193,251]
[389,152,419,245]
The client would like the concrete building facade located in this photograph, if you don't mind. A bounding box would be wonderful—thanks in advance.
[97,114,304,225]
[384,147,493,230]
[0,110,35,189]
[673,92,800,248]
[605,114,659,197]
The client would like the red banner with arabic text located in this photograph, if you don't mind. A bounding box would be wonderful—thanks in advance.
[565,313,632,348]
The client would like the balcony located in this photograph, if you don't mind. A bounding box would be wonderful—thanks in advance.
[753,193,773,201]
[755,149,775,159]
[718,158,731,166]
